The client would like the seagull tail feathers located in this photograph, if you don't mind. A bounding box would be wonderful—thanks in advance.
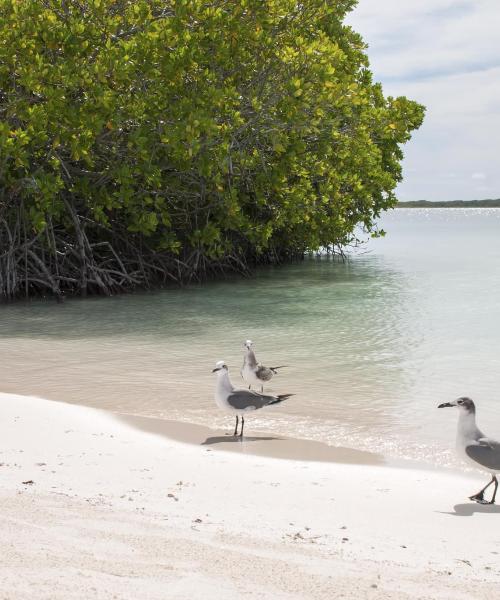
[270,365,288,373]
[268,393,294,406]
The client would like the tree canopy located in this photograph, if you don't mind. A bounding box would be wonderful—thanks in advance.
[0,0,425,300]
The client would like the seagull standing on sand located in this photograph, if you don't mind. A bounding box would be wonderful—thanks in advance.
[439,397,500,504]
[240,340,286,393]
[212,360,293,437]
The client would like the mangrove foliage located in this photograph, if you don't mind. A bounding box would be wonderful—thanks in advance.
[0,0,425,300]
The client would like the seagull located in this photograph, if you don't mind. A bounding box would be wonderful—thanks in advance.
[212,360,293,437]
[240,340,286,393]
[438,397,500,504]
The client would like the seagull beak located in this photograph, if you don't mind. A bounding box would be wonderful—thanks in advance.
[212,367,221,373]
[438,402,454,408]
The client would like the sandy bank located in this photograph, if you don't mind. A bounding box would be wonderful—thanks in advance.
[1,392,499,600]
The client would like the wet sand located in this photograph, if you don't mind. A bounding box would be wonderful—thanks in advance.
[119,413,386,465]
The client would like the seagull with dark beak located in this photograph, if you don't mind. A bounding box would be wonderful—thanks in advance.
[212,360,293,438]
[438,397,500,504]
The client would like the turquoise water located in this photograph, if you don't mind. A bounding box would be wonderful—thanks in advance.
[1,208,500,469]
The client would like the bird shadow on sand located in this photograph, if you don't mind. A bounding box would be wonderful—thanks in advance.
[202,435,282,446]
[438,503,500,517]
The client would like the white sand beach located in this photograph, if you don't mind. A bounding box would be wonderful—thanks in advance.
[1,392,499,600]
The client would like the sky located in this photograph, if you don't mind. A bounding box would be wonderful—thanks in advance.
[346,0,500,201]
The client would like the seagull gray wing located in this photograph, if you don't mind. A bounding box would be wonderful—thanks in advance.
[256,365,274,382]
[465,439,500,470]
[226,390,278,411]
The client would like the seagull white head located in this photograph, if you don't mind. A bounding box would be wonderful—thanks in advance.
[212,360,228,373]
[438,396,476,414]
[244,339,253,349]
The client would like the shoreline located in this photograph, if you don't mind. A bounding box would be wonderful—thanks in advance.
[118,412,476,477]
[118,413,387,466]
[0,380,477,475]
[2,391,500,599]
[0,382,479,476]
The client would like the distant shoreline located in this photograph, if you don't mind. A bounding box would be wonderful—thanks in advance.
[397,199,500,208]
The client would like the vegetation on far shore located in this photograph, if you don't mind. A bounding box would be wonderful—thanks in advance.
[397,199,500,208]
[0,0,424,301]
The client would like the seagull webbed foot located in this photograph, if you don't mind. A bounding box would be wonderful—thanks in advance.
[469,492,486,504]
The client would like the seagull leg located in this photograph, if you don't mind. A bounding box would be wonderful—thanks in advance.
[240,416,245,439]
[233,416,239,437]
[248,385,251,390]
[488,476,498,504]
[469,475,495,504]
[260,385,264,393]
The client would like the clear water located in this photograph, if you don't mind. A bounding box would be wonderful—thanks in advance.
[1,208,500,470]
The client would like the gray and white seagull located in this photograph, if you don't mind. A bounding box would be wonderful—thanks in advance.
[240,340,286,393]
[212,360,293,437]
[439,397,500,504]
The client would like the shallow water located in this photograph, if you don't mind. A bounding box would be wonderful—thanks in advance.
[1,208,500,470]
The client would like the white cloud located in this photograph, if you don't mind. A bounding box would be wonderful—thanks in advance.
[348,1,499,80]
[472,172,486,180]
[346,1,500,200]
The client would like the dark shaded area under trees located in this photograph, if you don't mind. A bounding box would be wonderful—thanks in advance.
[0,0,424,301]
